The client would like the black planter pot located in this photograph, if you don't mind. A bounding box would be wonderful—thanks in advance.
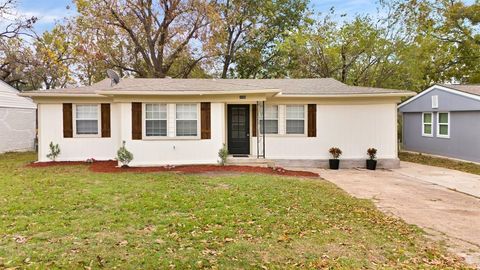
[329,159,340,170]
[366,159,377,170]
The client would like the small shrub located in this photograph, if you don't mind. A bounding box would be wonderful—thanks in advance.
[367,148,377,160]
[117,141,133,167]
[218,144,229,166]
[46,142,60,161]
[165,165,175,170]
[329,147,342,159]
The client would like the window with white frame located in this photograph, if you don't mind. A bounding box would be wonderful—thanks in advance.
[176,104,198,136]
[286,105,305,134]
[75,104,99,135]
[145,104,167,137]
[259,105,278,134]
[437,112,450,138]
[422,112,433,136]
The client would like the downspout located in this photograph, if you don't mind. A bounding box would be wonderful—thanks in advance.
[400,112,404,153]
[262,101,265,159]
[256,101,259,158]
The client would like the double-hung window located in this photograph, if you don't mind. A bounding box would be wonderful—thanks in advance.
[75,104,99,135]
[176,104,198,136]
[422,112,433,137]
[260,105,278,134]
[286,105,305,134]
[145,104,167,137]
[437,112,450,138]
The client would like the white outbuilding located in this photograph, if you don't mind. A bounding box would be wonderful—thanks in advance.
[0,80,36,153]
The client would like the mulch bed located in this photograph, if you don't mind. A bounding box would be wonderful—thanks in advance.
[28,160,319,177]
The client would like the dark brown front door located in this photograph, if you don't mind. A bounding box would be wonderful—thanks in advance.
[228,105,250,155]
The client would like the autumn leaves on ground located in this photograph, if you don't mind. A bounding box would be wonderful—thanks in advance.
[0,153,471,269]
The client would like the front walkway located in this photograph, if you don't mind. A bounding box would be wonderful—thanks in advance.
[301,162,480,267]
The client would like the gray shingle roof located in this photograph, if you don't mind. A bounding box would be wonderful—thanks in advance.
[23,77,414,96]
[107,78,280,92]
[28,78,112,94]
[441,84,480,96]
[233,79,409,95]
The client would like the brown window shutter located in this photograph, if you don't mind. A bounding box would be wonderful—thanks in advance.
[201,102,211,139]
[63,103,73,138]
[101,104,111,138]
[132,102,142,140]
[308,104,316,137]
[252,104,257,137]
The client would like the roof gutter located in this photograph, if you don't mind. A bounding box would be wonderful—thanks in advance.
[276,92,416,98]
[19,93,104,98]
[0,105,37,109]
[97,89,281,96]
[399,84,480,109]
[18,90,414,99]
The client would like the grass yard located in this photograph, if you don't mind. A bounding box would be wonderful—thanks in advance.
[400,151,480,176]
[0,152,470,269]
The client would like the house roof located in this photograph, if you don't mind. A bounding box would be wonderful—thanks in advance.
[25,78,113,95]
[440,84,480,96]
[20,77,415,98]
[398,84,480,109]
[0,80,36,109]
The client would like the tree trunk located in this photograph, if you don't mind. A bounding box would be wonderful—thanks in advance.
[221,55,231,78]
[221,28,235,79]
[341,47,347,83]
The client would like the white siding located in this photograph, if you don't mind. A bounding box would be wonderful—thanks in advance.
[252,103,397,160]
[0,81,36,109]
[37,102,225,165]
[38,103,118,162]
[121,102,225,166]
[0,81,36,153]
[0,108,36,153]
[37,100,398,165]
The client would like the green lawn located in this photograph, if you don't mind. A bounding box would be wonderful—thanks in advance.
[400,151,480,176]
[0,152,469,269]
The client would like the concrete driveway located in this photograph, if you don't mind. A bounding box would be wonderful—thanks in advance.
[305,162,480,267]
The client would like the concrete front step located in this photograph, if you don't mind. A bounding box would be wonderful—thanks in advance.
[226,156,275,167]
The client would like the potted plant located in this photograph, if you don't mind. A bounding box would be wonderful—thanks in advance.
[366,148,377,170]
[328,147,342,170]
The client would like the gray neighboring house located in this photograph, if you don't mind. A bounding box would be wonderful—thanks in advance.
[0,80,37,153]
[398,84,480,163]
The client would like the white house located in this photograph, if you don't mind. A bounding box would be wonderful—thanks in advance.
[21,77,414,168]
[0,80,37,153]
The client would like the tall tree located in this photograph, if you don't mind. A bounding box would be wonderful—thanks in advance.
[263,3,476,91]
[66,18,111,86]
[74,0,214,78]
[442,1,480,82]
[30,25,76,89]
[0,0,37,85]
[0,38,34,87]
[382,0,480,84]
[267,14,406,87]
[212,0,309,78]
[0,0,36,38]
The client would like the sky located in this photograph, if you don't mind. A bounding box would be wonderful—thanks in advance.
[16,0,383,33]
